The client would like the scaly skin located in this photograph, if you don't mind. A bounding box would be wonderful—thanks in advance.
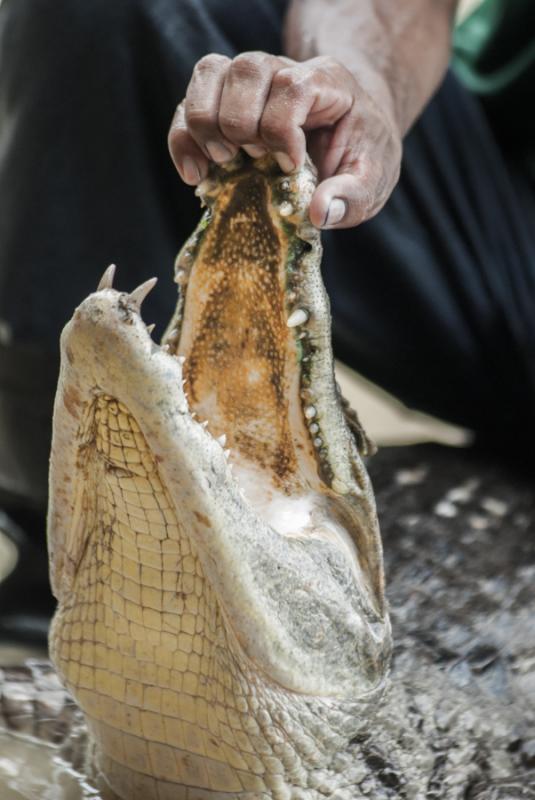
[47,155,391,799]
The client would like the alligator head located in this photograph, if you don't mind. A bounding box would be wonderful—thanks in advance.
[47,155,391,799]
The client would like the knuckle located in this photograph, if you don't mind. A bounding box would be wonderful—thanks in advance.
[167,125,183,149]
[229,51,272,81]
[315,55,341,74]
[185,106,217,132]
[271,67,309,100]
[219,110,256,139]
[194,52,230,76]
[167,127,190,159]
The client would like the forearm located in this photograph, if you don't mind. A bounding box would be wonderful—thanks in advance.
[284,0,459,136]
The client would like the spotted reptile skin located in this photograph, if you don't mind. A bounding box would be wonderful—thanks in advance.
[46,155,391,799]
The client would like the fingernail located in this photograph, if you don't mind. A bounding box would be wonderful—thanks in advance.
[243,144,267,158]
[275,152,295,173]
[182,155,202,185]
[206,140,235,163]
[323,197,347,227]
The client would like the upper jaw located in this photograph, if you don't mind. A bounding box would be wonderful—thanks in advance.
[48,154,391,701]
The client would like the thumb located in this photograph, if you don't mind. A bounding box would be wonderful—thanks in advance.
[309,171,382,230]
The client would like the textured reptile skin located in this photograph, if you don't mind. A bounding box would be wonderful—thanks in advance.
[46,155,390,799]
[2,446,535,797]
[51,395,355,798]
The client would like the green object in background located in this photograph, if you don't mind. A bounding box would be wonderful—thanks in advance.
[453,0,535,175]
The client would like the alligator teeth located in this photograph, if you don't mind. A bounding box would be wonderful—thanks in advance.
[279,202,294,217]
[309,423,319,434]
[217,434,227,447]
[287,308,309,328]
[128,277,158,310]
[196,178,217,196]
[146,323,156,335]
[332,478,349,494]
[161,344,170,352]
[224,449,231,459]
[201,421,209,429]
[96,263,116,291]
[304,405,317,420]
[313,437,323,448]
[177,356,186,365]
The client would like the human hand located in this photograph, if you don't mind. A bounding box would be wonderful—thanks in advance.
[168,53,402,229]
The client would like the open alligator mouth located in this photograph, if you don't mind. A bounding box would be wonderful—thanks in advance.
[48,155,391,799]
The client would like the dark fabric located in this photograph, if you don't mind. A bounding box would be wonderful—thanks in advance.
[0,0,534,508]
[325,72,535,459]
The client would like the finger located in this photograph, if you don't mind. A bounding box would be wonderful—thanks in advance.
[168,101,210,185]
[218,52,278,154]
[307,127,337,181]
[310,168,387,230]
[260,58,353,173]
[309,106,401,229]
[185,53,238,164]
[259,66,310,172]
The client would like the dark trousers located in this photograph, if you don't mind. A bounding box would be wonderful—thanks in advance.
[1,0,534,510]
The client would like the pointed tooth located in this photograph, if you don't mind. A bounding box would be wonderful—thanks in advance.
[217,434,227,447]
[161,344,170,352]
[177,356,186,365]
[201,420,209,429]
[97,263,116,291]
[128,277,157,310]
[304,405,317,420]
[146,323,156,335]
[287,308,309,328]
[332,478,349,495]
[224,449,231,459]
[197,178,216,196]
[279,201,293,217]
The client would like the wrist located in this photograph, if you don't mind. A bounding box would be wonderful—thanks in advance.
[285,0,455,139]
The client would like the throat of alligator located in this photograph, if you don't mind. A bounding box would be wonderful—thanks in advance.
[166,171,362,567]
